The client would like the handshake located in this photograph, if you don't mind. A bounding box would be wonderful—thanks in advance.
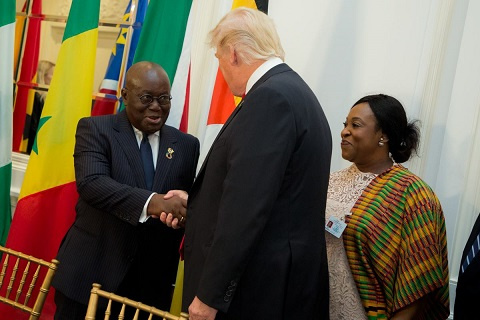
[147,190,188,229]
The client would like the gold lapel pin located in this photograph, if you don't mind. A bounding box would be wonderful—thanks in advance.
[166,148,174,159]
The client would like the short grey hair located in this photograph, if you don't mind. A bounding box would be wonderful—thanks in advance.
[208,7,285,65]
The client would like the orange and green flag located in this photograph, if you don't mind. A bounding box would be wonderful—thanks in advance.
[197,0,268,167]
[4,0,100,317]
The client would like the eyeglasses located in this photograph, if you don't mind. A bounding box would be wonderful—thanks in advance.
[138,94,172,106]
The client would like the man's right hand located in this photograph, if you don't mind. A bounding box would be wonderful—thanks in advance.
[148,194,186,228]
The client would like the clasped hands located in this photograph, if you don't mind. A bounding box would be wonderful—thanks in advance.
[147,190,188,229]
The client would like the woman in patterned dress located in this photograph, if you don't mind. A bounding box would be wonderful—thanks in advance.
[326,94,449,319]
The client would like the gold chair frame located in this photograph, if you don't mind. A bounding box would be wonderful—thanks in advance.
[0,245,59,320]
[85,283,189,320]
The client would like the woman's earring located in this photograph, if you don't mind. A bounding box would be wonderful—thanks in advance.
[378,137,384,147]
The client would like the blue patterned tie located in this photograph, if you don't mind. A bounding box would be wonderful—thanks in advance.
[140,133,154,190]
[461,231,480,273]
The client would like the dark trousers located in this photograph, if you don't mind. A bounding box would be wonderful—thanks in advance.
[54,290,102,320]
[55,222,175,320]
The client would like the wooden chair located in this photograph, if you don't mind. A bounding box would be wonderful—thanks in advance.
[0,245,59,320]
[85,283,189,320]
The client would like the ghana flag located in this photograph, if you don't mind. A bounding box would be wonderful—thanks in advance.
[4,0,100,317]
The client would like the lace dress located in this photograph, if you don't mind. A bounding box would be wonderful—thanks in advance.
[325,164,377,320]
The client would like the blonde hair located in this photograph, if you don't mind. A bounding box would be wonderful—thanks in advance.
[208,7,285,65]
[36,60,55,102]
[37,60,55,85]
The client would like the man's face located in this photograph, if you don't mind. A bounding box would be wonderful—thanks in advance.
[122,68,171,134]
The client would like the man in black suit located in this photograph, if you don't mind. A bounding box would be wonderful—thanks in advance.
[181,7,332,320]
[454,212,480,319]
[52,61,199,319]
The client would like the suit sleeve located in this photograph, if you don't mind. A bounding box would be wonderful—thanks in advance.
[74,117,152,225]
[196,86,297,310]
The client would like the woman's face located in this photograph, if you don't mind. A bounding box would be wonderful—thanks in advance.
[340,102,384,165]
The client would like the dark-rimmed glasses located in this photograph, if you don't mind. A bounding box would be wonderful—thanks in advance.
[139,94,172,106]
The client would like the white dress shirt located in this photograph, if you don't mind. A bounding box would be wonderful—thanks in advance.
[245,57,283,95]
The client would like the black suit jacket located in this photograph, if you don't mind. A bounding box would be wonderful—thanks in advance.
[53,111,199,306]
[454,213,480,319]
[183,64,332,319]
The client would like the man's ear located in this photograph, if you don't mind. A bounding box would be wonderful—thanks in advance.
[121,88,128,104]
[230,46,238,65]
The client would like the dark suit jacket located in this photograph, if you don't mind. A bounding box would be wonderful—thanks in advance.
[454,213,480,319]
[183,63,332,319]
[52,110,199,307]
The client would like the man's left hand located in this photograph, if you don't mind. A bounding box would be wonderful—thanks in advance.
[188,296,217,320]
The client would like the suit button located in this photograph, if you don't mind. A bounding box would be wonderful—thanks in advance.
[224,296,230,302]
[230,280,237,286]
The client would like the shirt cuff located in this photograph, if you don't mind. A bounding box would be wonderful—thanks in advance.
[139,192,156,223]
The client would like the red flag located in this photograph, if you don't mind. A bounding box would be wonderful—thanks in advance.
[12,0,42,152]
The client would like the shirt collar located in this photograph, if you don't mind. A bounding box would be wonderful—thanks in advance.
[133,126,160,140]
[245,57,283,95]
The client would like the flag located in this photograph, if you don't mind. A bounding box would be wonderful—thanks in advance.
[120,0,192,132]
[0,0,15,246]
[91,0,147,116]
[196,0,268,168]
[14,1,27,76]
[4,0,100,317]
[12,0,42,152]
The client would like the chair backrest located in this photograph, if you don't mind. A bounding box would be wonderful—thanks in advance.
[0,245,59,320]
[85,283,189,320]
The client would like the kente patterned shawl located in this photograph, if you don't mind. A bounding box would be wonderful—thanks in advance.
[343,164,449,319]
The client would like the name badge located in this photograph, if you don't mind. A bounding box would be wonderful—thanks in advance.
[325,216,347,238]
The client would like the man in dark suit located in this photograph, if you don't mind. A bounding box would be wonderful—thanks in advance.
[182,8,332,320]
[454,212,480,319]
[52,61,200,320]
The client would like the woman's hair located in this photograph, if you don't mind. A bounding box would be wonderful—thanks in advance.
[208,7,285,65]
[37,60,55,85]
[353,94,420,163]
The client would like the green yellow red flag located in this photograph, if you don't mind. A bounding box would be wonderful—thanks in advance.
[4,0,100,317]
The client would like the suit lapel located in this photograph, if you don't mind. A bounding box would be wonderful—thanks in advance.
[113,111,146,188]
[195,99,244,177]
[153,126,177,192]
[195,64,290,178]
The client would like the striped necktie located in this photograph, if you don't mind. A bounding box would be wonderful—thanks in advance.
[461,231,480,273]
